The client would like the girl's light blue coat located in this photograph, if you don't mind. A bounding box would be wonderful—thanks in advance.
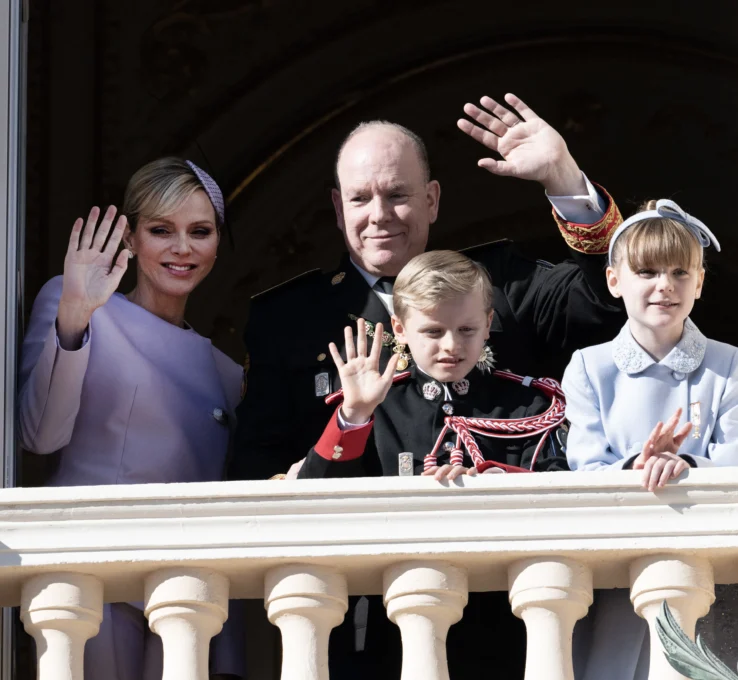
[564,319,738,680]
[563,318,738,471]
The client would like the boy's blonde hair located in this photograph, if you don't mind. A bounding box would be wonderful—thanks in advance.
[611,200,704,271]
[393,250,493,320]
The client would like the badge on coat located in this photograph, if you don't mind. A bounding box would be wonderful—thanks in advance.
[423,381,442,401]
[315,372,331,397]
[398,452,413,476]
[452,379,469,395]
[690,401,701,439]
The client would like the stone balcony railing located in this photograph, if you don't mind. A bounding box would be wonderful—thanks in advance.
[2,468,738,680]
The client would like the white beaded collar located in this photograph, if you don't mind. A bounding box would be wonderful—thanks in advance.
[612,318,707,375]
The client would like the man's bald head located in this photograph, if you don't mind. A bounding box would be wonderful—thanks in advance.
[334,121,431,189]
[330,120,441,277]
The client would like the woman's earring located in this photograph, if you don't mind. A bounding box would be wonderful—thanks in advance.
[393,343,411,371]
[127,251,134,259]
[476,345,495,373]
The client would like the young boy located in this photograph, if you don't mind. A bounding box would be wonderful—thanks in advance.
[296,250,567,680]
[298,249,567,481]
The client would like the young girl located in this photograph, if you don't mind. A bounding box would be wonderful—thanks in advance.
[563,199,738,680]
[563,198,738,490]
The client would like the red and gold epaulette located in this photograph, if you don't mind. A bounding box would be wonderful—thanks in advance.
[325,371,412,406]
[552,183,622,255]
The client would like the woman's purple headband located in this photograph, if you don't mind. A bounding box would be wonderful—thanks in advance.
[185,160,225,225]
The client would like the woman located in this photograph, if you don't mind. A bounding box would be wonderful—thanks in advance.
[19,158,244,679]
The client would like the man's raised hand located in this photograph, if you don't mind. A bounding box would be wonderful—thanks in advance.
[329,319,400,425]
[457,93,586,196]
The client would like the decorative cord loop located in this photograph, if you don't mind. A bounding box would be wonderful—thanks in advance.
[424,371,566,473]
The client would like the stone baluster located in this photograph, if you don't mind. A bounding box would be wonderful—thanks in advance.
[383,561,468,680]
[265,564,348,680]
[145,567,229,680]
[21,572,103,680]
[630,555,714,680]
[509,558,593,680]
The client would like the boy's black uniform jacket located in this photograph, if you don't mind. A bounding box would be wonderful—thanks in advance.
[297,366,566,680]
[298,365,568,478]
[230,192,622,482]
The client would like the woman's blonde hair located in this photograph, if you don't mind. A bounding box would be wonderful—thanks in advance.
[122,157,211,231]
[393,250,493,320]
[611,200,704,271]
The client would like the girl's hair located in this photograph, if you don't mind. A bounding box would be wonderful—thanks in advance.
[393,250,493,320]
[611,200,704,271]
[122,157,213,231]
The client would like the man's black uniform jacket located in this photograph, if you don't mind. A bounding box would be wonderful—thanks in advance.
[230,194,623,482]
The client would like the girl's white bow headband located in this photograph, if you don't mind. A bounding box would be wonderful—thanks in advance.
[608,199,721,265]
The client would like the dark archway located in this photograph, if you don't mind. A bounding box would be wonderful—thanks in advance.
[195,33,738,362]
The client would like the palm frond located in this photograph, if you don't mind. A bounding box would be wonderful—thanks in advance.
[655,601,738,680]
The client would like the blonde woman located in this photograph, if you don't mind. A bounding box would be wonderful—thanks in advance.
[19,158,244,679]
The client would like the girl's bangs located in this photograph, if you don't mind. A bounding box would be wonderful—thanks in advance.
[623,219,703,271]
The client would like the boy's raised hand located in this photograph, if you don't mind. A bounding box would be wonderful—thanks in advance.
[329,319,400,425]
[632,408,693,491]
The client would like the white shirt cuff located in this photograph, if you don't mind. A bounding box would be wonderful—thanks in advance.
[547,172,606,225]
[337,407,371,430]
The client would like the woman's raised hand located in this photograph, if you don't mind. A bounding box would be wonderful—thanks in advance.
[330,319,400,425]
[57,206,130,349]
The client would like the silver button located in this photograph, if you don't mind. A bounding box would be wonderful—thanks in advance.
[442,403,454,415]
[672,371,686,381]
[212,408,226,424]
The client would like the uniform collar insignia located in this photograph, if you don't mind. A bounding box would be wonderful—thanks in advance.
[422,380,442,401]
[452,378,470,395]
[414,366,443,401]
[612,318,707,375]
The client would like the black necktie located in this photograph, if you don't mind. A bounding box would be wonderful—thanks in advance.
[373,276,396,295]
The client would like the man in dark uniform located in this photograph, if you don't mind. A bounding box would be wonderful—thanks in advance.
[229,93,624,680]
[229,93,623,482]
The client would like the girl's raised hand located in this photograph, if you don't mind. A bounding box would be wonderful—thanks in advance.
[330,319,399,425]
[633,408,693,491]
[635,408,693,464]
[57,206,130,349]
